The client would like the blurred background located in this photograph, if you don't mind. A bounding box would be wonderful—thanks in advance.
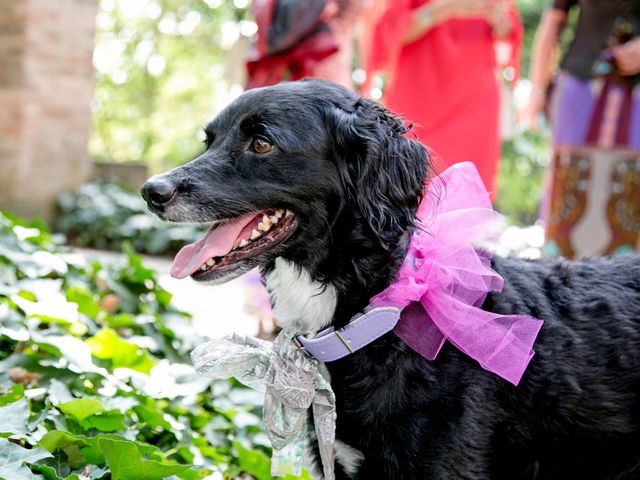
[1,0,550,231]
[0,1,638,479]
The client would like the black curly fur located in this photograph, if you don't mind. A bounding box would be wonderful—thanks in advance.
[143,79,640,479]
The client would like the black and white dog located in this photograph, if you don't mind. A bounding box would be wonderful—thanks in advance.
[142,79,640,479]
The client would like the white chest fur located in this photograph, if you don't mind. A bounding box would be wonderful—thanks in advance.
[264,258,337,335]
[334,440,365,478]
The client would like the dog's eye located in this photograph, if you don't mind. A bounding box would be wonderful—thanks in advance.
[250,136,274,154]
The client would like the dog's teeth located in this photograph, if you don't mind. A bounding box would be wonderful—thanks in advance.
[258,220,272,232]
[200,264,207,271]
[270,215,279,223]
[250,229,261,240]
[239,239,249,248]
[275,209,283,218]
[262,214,270,223]
[206,258,216,267]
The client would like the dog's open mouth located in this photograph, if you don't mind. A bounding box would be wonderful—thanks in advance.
[170,209,297,281]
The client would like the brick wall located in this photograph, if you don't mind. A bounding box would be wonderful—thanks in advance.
[0,0,97,222]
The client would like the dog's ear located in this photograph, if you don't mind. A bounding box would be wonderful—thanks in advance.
[329,98,430,248]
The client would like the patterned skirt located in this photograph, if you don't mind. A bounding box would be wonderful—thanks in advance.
[544,72,640,258]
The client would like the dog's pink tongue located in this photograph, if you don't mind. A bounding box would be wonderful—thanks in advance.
[170,213,255,279]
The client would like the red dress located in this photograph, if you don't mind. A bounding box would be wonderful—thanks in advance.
[367,0,522,193]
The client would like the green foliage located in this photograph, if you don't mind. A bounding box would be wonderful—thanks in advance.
[91,0,249,172]
[0,398,31,437]
[86,328,158,373]
[496,130,549,225]
[97,437,189,480]
[516,0,578,77]
[516,0,548,76]
[0,211,284,479]
[0,441,52,480]
[55,181,206,255]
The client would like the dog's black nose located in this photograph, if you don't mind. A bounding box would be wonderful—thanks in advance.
[141,176,177,209]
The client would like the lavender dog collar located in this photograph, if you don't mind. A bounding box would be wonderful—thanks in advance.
[294,307,402,362]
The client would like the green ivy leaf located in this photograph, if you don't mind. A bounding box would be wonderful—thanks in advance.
[86,329,157,373]
[0,398,31,438]
[47,380,73,406]
[26,463,64,480]
[30,332,104,375]
[175,469,214,480]
[27,463,90,480]
[38,431,166,471]
[97,437,189,480]
[102,313,136,329]
[0,438,52,480]
[60,444,86,471]
[0,317,29,342]
[0,384,25,406]
[65,287,101,318]
[38,430,86,453]
[58,399,104,423]
[38,431,103,468]
[133,397,172,431]
[232,441,271,480]
[81,412,126,432]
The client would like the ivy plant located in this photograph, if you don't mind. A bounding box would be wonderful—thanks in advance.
[0,211,309,479]
[55,181,206,256]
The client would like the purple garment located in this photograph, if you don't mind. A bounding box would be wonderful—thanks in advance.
[550,71,640,148]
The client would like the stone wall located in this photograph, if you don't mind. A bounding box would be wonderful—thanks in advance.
[0,0,97,222]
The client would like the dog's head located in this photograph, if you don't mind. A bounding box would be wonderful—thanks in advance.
[142,79,429,292]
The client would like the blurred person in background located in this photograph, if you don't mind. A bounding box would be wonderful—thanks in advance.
[246,0,368,90]
[366,0,523,194]
[522,0,640,258]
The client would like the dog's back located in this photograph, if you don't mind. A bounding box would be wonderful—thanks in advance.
[329,255,640,480]
[486,255,640,478]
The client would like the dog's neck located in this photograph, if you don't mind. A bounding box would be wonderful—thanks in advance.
[263,228,412,335]
[263,258,338,335]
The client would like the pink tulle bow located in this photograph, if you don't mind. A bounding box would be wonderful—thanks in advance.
[371,162,543,386]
